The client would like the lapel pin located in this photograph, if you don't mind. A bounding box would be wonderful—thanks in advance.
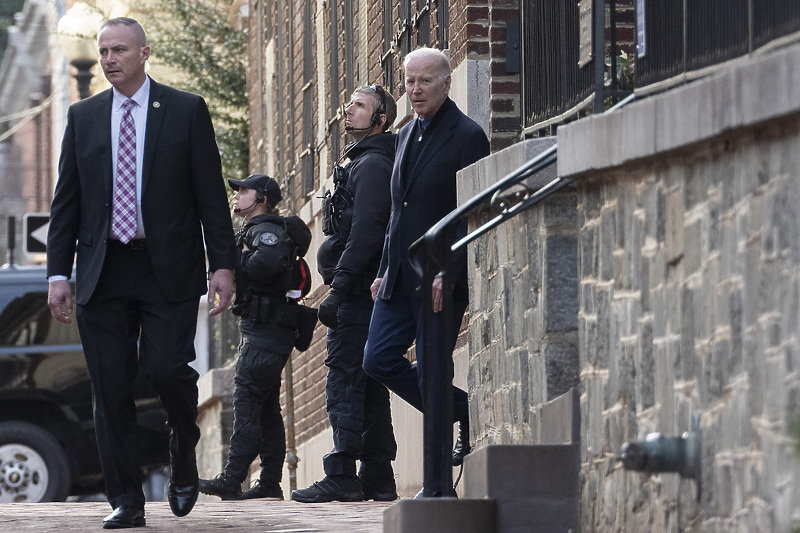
[153,101,161,108]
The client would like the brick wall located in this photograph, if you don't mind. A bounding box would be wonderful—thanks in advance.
[487,0,518,151]
[245,0,516,461]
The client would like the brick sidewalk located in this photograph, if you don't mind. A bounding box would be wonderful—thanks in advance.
[0,501,391,532]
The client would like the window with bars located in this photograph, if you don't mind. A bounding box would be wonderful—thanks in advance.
[329,0,341,161]
[344,0,355,96]
[301,0,315,196]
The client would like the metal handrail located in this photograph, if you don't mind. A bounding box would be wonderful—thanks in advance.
[408,93,635,496]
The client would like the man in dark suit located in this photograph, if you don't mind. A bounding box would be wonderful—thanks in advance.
[362,47,490,497]
[46,17,236,529]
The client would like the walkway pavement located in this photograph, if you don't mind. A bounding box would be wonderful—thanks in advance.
[0,500,391,532]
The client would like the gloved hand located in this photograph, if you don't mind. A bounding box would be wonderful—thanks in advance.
[318,289,344,329]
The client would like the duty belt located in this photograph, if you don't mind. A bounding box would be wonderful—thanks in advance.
[241,296,299,328]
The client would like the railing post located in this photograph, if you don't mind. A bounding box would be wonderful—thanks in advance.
[420,226,456,497]
[593,0,605,113]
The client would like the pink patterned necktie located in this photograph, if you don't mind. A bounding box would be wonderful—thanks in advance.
[112,99,137,243]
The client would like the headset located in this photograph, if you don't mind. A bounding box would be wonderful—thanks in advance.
[369,84,388,127]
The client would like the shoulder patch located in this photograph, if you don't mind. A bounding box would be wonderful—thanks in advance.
[260,232,279,246]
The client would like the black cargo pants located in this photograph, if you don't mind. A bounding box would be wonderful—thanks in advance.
[225,320,294,484]
[322,295,397,481]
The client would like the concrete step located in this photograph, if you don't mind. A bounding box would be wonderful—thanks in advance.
[462,444,579,533]
[383,497,497,533]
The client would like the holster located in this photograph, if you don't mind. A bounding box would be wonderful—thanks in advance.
[242,296,318,352]
[294,305,318,352]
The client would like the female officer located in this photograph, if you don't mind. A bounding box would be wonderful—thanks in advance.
[199,174,311,500]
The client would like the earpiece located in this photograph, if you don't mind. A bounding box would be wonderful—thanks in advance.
[369,111,381,127]
[370,84,387,129]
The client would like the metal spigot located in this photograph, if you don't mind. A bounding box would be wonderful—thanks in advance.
[619,414,702,497]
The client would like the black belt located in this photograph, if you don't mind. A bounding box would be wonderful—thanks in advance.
[108,238,147,251]
[241,296,298,327]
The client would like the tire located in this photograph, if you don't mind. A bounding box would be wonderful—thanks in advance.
[0,421,71,502]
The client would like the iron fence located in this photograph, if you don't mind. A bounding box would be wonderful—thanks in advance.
[520,0,594,129]
[636,0,800,88]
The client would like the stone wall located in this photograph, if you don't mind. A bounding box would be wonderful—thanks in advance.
[557,40,800,532]
[458,138,580,449]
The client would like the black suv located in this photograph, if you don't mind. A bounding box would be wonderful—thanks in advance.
[0,265,169,502]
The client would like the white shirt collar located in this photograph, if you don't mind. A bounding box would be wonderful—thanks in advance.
[112,76,151,111]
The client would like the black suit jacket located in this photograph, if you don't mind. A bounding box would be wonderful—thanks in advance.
[47,78,236,304]
[376,98,490,300]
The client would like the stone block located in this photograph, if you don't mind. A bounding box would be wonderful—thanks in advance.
[581,280,596,316]
[711,337,729,400]
[764,355,787,424]
[579,223,598,279]
[664,189,685,265]
[582,184,603,222]
[383,498,497,533]
[683,217,702,275]
[464,444,579,500]
[633,326,654,410]
[662,279,680,339]
[544,234,579,332]
[585,376,605,457]
[539,387,580,445]
[600,208,616,282]
[544,338,579,400]
[639,252,651,313]
[676,285,696,380]
[579,315,597,370]
[526,342,547,408]
[595,286,612,369]
[543,190,577,228]
[655,342,675,431]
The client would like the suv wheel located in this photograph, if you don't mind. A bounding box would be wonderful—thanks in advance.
[0,421,71,502]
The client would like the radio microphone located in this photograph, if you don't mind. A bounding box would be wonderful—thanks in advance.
[233,197,259,213]
[345,125,372,131]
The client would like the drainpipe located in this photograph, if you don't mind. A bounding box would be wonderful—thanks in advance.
[284,355,298,492]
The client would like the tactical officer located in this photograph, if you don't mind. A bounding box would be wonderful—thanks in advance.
[200,174,312,501]
[291,85,398,503]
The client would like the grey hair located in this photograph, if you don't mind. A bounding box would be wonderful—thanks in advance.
[403,47,451,81]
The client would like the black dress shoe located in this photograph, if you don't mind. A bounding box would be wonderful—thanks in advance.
[168,480,199,517]
[103,505,145,529]
[452,419,472,466]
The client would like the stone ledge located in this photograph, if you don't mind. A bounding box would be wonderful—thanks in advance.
[558,40,800,178]
[457,137,558,203]
[198,366,236,409]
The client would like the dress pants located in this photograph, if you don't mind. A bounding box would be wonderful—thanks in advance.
[76,244,201,510]
[362,274,469,491]
[322,296,396,481]
[224,321,293,484]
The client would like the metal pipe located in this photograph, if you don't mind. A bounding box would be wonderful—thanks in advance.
[6,216,15,267]
[283,355,298,492]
